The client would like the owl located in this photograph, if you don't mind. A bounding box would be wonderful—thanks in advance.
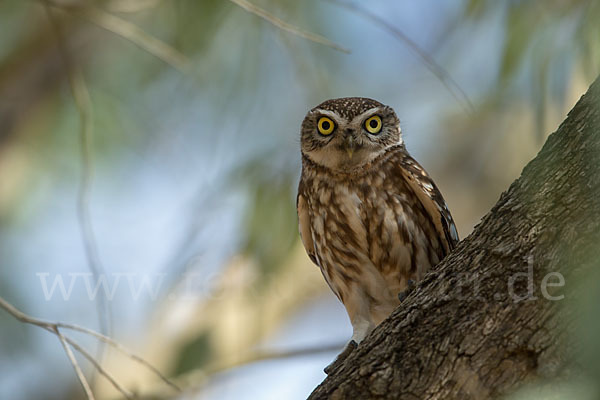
[297,97,459,369]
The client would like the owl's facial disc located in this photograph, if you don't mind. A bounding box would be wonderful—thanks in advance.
[301,104,402,172]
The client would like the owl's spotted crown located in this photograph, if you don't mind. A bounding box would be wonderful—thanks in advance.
[314,97,385,120]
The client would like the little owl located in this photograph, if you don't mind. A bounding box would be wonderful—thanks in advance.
[297,97,459,371]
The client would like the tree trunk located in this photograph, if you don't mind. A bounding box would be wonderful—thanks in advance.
[309,76,600,400]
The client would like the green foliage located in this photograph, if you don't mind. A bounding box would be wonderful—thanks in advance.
[171,329,214,376]
[465,0,599,81]
[461,0,600,138]
[233,152,299,284]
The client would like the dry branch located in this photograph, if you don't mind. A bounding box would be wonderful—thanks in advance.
[43,5,112,383]
[229,0,350,53]
[0,296,181,398]
[42,0,190,71]
[56,327,97,400]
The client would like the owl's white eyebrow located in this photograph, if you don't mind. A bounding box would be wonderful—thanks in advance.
[312,109,344,122]
[350,107,384,124]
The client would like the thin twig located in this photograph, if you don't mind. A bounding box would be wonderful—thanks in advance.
[106,0,161,13]
[81,6,190,72]
[0,296,181,393]
[43,3,112,389]
[204,342,345,375]
[55,321,182,392]
[228,0,350,53]
[325,0,474,114]
[43,0,190,72]
[55,327,97,400]
[63,336,135,400]
[173,341,345,397]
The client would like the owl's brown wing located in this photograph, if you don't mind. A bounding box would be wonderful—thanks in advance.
[400,153,459,253]
[297,187,319,267]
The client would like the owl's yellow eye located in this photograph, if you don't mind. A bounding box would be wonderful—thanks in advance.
[365,115,382,134]
[317,117,335,136]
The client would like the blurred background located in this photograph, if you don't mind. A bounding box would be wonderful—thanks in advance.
[0,0,598,399]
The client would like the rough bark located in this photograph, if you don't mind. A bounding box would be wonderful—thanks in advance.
[309,76,600,399]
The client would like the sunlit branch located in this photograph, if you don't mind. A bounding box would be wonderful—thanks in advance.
[42,0,190,72]
[63,336,135,400]
[106,0,161,14]
[55,321,182,392]
[55,327,97,400]
[229,0,350,53]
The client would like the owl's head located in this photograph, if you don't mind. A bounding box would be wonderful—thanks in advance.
[300,97,402,172]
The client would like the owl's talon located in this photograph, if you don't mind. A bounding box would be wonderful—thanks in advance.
[324,340,358,375]
[398,279,416,302]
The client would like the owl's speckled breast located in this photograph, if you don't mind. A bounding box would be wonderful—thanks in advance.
[299,145,444,324]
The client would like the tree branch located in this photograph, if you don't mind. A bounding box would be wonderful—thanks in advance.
[0,296,181,397]
[43,5,114,390]
[228,0,350,53]
[55,327,96,400]
[42,0,190,72]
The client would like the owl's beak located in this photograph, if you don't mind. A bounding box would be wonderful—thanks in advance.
[344,134,357,159]
[346,147,355,159]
